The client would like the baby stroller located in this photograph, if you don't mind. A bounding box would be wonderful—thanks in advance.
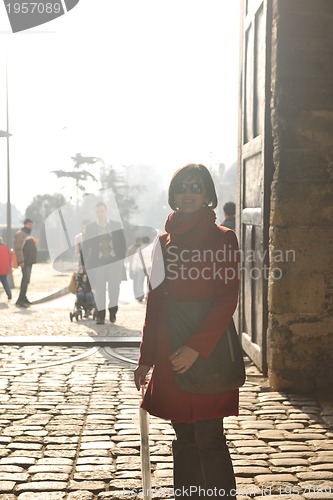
[70,271,96,322]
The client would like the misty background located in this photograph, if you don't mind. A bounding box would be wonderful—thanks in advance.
[0,0,240,250]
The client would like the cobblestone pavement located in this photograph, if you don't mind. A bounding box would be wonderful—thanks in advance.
[0,264,332,499]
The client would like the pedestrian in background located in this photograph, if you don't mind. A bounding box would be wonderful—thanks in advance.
[130,236,152,302]
[13,218,37,308]
[221,201,236,231]
[0,237,12,301]
[135,164,240,499]
[82,202,126,325]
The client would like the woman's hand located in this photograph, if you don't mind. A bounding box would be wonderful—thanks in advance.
[169,346,199,374]
[134,365,151,391]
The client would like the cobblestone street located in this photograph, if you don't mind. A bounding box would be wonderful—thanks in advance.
[0,264,332,499]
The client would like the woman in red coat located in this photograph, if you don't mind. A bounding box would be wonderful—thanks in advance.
[134,164,240,499]
[0,237,12,300]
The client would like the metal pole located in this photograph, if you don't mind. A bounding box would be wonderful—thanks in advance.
[6,57,11,248]
[5,56,14,289]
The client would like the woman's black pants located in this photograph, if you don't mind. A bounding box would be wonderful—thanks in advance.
[172,418,236,499]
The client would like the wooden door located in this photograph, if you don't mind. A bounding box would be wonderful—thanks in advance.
[238,0,273,373]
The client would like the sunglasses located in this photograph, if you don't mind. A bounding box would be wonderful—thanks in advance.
[174,182,204,195]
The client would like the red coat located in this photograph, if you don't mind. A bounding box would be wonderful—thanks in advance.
[139,207,240,422]
[0,244,12,275]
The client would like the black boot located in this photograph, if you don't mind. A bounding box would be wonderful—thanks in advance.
[109,306,118,323]
[96,309,105,325]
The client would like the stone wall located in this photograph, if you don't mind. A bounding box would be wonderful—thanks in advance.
[268,0,333,393]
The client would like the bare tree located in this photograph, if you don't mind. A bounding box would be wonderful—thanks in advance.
[51,152,101,206]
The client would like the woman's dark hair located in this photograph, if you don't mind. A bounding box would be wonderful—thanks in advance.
[168,163,218,210]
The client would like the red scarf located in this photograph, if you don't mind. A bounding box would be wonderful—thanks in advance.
[164,206,217,249]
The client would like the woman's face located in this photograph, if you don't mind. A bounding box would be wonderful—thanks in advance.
[173,176,208,214]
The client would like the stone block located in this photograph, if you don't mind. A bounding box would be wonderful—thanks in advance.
[15,482,67,492]
[254,473,298,483]
[0,473,28,482]
[269,273,325,314]
[76,457,113,465]
[80,441,114,450]
[267,314,333,392]
[0,459,35,467]
[0,467,23,474]
[270,458,309,467]
[277,150,333,183]
[28,466,72,474]
[269,227,333,275]
[297,471,333,481]
[280,111,333,150]
[68,481,106,491]
[253,497,303,500]
[73,470,113,481]
[279,78,333,112]
[36,458,73,466]
[289,317,333,339]
[6,443,42,451]
[279,28,333,76]
[67,493,94,500]
[270,181,333,227]
[98,492,136,500]
[17,494,65,500]
[234,466,271,477]
[0,484,15,493]
[240,422,275,430]
[44,451,76,459]
[108,478,141,490]
[303,493,333,500]
[31,474,69,482]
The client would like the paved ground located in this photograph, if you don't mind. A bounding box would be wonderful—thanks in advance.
[0,264,332,499]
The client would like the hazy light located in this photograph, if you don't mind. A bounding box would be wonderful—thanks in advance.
[0,0,240,213]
